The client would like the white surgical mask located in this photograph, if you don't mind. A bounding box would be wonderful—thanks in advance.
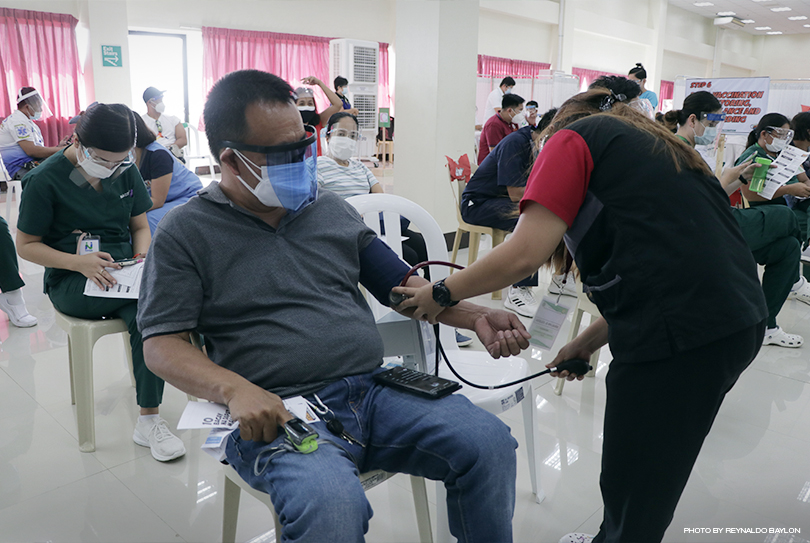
[30,109,42,121]
[512,110,527,127]
[233,149,317,212]
[154,102,166,114]
[329,136,356,161]
[77,149,117,179]
[766,137,788,153]
[694,124,718,146]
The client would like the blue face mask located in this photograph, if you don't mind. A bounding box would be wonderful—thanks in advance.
[231,132,318,213]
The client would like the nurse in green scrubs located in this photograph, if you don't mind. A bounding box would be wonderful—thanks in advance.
[670,94,809,347]
[15,103,185,462]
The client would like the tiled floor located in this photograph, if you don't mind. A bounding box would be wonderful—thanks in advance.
[1,191,810,543]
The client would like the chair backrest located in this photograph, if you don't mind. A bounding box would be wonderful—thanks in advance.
[346,193,458,349]
[184,123,203,158]
[0,154,10,182]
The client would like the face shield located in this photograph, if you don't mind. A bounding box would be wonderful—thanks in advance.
[17,89,53,121]
[223,125,318,212]
[695,112,725,148]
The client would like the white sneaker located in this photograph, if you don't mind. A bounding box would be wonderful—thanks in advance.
[789,276,810,305]
[548,273,578,297]
[0,295,37,327]
[133,417,187,462]
[762,327,803,348]
[559,534,595,543]
[504,286,539,317]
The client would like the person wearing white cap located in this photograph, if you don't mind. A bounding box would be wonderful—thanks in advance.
[294,76,343,156]
[141,87,187,161]
[0,87,70,183]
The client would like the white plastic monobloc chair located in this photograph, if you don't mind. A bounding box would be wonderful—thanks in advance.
[553,288,601,396]
[184,123,218,181]
[347,193,543,542]
[0,155,22,221]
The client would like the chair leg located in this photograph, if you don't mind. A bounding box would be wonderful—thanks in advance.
[410,476,434,543]
[521,383,544,503]
[72,329,96,452]
[553,376,566,396]
[467,232,481,265]
[491,230,506,302]
[434,482,452,543]
[67,335,76,406]
[122,331,136,388]
[556,308,586,396]
[272,506,283,543]
[587,348,599,377]
[222,473,242,543]
[450,229,464,271]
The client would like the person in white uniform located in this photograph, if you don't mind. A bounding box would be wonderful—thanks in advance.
[483,77,515,124]
[140,87,187,162]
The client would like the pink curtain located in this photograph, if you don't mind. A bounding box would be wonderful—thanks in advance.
[202,28,393,121]
[659,80,674,110]
[572,67,622,92]
[0,8,81,146]
[477,54,550,78]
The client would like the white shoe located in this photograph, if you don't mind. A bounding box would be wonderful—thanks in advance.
[548,273,578,297]
[504,286,539,317]
[559,534,595,543]
[789,276,810,305]
[762,327,803,348]
[0,295,37,327]
[133,417,187,462]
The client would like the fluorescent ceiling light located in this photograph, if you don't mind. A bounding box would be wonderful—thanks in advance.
[767,31,784,34]
[741,19,755,23]
[755,26,772,29]
[771,7,792,12]
[788,15,808,20]
[805,24,810,27]
[693,2,713,6]
[717,11,736,15]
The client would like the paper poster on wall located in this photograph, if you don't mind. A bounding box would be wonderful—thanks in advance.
[685,77,770,135]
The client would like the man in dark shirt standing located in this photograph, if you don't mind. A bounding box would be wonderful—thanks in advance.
[477,93,524,165]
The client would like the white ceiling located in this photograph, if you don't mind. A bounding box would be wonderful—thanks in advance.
[669,0,810,35]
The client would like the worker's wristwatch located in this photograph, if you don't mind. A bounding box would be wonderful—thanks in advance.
[432,279,459,307]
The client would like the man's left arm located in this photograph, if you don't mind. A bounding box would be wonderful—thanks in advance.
[358,237,530,358]
[173,121,188,149]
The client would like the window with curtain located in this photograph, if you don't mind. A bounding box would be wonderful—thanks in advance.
[477,54,550,79]
[659,80,674,111]
[0,8,81,146]
[201,27,391,122]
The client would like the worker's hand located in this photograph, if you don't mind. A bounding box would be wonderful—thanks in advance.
[789,182,810,198]
[392,282,446,324]
[59,134,73,147]
[348,108,360,116]
[546,339,593,381]
[225,383,294,443]
[72,252,121,288]
[472,309,531,358]
[300,76,321,86]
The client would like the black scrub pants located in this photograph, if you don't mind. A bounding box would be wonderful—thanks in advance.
[0,216,24,293]
[593,320,765,543]
[460,197,537,288]
[47,272,165,408]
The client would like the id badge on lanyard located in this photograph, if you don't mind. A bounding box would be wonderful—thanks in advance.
[77,232,100,255]
[528,294,571,350]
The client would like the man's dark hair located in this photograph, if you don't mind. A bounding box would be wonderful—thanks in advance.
[134,113,157,148]
[326,111,358,135]
[526,100,538,108]
[204,69,294,161]
[17,86,38,109]
[589,76,641,101]
[74,103,136,153]
[628,63,647,80]
[502,93,524,110]
[792,111,810,142]
[334,76,348,90]
[535,107,557,132]
[500,77,516,88]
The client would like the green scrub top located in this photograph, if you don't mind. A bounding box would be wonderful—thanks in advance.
[735,143,797,206]
[18,149,152,292]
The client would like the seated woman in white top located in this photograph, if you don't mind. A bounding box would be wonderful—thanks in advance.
[317,113,383,197]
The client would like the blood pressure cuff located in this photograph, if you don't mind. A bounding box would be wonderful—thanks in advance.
[359,237,411,307]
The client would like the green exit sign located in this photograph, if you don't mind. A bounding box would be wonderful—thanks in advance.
[101,45,122,67]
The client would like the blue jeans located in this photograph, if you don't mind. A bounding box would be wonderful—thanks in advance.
[225,370,518,543]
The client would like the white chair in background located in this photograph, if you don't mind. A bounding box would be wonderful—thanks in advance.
[184,123,218,181]
[553,288,601,396]
[347,193,543,542]
[0,155,22,221]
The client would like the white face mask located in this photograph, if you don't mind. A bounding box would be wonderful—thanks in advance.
[766,137,789,153]
[512,110,527,127]
[694,124,718,146]
[329,136,356,161]
[504,87,513,94]
[233,149,318,212]
[154,102,166,114]
[77,147,117,179]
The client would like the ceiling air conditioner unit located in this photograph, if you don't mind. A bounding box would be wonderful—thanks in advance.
[714,16,745,28]
[330,38,379,162]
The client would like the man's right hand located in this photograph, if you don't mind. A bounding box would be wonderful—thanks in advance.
[226,383,294,443]
[789,182,810,199]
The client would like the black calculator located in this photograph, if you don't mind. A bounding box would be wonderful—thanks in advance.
[374,366,462,399]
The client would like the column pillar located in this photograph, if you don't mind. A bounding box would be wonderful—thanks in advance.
[393,0,480,233]
[87,0,133,106]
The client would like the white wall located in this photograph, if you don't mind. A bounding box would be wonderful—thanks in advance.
[756,34,810,79]
[477,6,555,64]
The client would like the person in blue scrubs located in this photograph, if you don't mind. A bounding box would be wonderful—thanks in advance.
[628,63,659,110]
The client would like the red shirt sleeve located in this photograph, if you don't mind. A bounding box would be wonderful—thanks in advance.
[520,129,594,227]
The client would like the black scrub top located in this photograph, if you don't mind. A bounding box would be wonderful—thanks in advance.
[521,115,767,364]
[18,149,152,292]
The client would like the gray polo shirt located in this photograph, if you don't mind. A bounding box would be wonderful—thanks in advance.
[137,184,385,397]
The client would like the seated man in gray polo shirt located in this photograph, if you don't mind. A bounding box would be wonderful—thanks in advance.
[137,69,530,543]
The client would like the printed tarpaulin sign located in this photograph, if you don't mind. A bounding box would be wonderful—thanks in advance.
[685,77,770,135]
